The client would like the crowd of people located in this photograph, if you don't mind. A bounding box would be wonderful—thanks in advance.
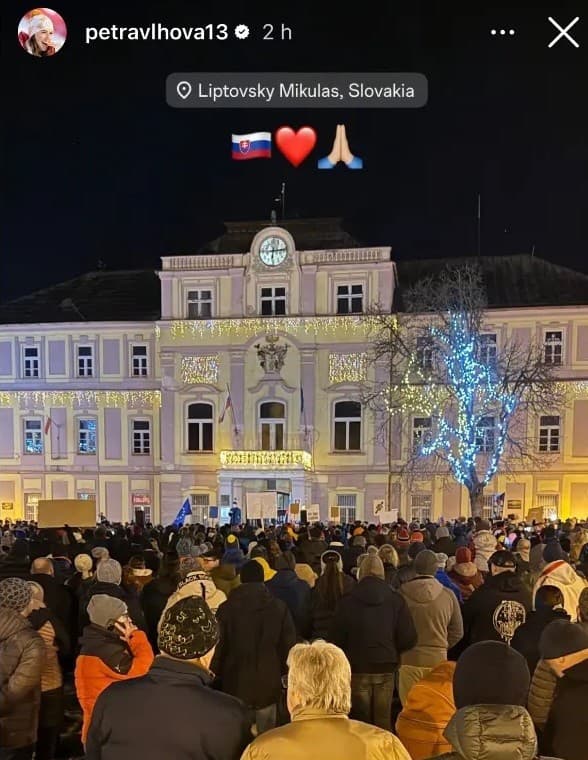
[1,514,588,760]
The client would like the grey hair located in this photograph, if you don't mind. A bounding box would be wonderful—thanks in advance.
[287,640,351,715]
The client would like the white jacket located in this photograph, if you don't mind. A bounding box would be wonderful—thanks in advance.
[158,571,227,631]
[473,530,497,573]
[533,560,588,621]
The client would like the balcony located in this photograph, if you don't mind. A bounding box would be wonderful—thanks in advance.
[219,450,312,471]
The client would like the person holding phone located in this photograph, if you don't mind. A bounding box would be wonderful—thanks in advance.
[74,595,153,747]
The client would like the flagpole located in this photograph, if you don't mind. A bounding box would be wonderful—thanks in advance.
[227,383,239,441]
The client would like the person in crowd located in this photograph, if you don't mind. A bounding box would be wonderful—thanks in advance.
[434,553,463,603]
[30,557,73,637]
[578,586,588,634]
[432,526,455,557]
[0,540,31,581]
[378,544,400,587]
[266,551,312,639]
[67,553,94,596]
[0,577,45,760]
[75,595,154,745]
[396,541,427,587]
[515,537,531,572]
[539,620,588,760]
[447,547,483,601]
[471,519,497,574]
[299,526,329,575]
[395,527,411,566]
[85,596,252,760]
[310,550,354,640]
[26,582,68,760]
[328,552,417,729]
[462,550,532,646]
[532,542,587,621]
[121,555,152,595]
[223,533,246,570]
[85,558,146,631]
[241,640,411,760]
[211,560,296,734]
[395,661,456,760]
[140,552,181,651]
[198,549,241,596]
[511,585,569,675]
[293,557,318,588]
[398,550,463,705]
[432,641,548,760]
[160,565,226,620]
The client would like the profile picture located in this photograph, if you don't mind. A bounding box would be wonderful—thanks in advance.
[18,8,67,57]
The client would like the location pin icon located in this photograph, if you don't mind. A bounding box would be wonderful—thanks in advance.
[177,81,192,100]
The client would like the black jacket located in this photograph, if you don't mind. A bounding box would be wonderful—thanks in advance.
[0,607,45,749]
[266,569,312,639]
[298,539,329,575]
[432,536,456,557]
[341,545,365,575]
[310,573,355,640]
[511,607,570,674]
[85,657,252,760]
[328,576,417,672]
[86,581,146,632]
[211,582,296,709]
[462,571,532,646]
[140,575,178,651]
[543,657,588,760]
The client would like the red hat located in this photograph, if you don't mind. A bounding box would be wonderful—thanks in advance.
[456,547,472,564]
[396,528,410,544]
[410,531,424,543]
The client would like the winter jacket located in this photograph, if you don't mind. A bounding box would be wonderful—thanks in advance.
[211,582,296,709]
[533,560,588,621]
[511,607,570,675]
[434,570,463,603]
[210,563,241,597]
[471,530,497,573]
[27,607,66,693]
[527,659,557,730]
[447,561,484,601]
[427,704,548,760]
[399,577,463,668]
[310,573,355,640]
[432,537,456,557]
[396,661,456,760]
[329,576,417,673]
[383,562,400,588]
[266,569,312,639]
[542,656,588,760]
[85,657,252,760]
[299,539,329,575]
[462,571,532,646]
[0,608,45,749]
[75,623,154,744]
[160,571,226,625]
[140,574,178,651]
[0,555,31,581]
[241,705,412,760]
[86,580,146,631]
[340,544,366,576]
[30,573,74,635]
[223,545,247,570]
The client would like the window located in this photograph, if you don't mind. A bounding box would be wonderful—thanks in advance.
[535,493,559,521]
[478,334,497,366]
[260,287,286,316]
[476,416,496,453]
[416,337,434,371]
[336,493,357,523]
[336,284,363,314]
[187,290,212,318]
[77,491,96,501]
[539,415,560,452]
[334,401,362,451]
[23,346,40,378]
[77,346,94,377]
[131,345,148,376]
[24,493,41,522]
[410,493,432,524]
[412,417,432,450]
[132,420,151,454]
[191,493,210,524]
[187,403,213,451]
[260,401,285,451]
[23,419,43,454]
[78,418,97,454]
[544,331,563,365]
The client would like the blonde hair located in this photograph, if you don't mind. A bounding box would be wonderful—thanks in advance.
[287,641,351,715]
[378,544,399,568]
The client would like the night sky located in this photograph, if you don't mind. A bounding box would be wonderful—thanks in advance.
[2,0,587,302]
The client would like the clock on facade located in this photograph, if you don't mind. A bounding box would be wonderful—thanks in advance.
[259,236,288,267]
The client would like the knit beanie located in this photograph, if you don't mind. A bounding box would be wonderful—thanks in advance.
[453,641,530,709]
[396,528,410,545]
[358,554,385,581]
[455,547,472,564]
[408,541,426,560]
[91,546,109,561]
[87,594,127,628]
[543,541,566,563]
[225,533,239,550]
[158,596,219,660]
[436,552,449,569]
[539,619,588,660]
[516,538,531,562]
[410,531,424,543]
[96,558,122,585]
[240,559,264,583]
[414,550,438,576]
[0,577,32,612]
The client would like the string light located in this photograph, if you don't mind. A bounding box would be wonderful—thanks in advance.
[329,353,368,384]
[0,390,161,408]
[180,355,219,384]
[220,450,312,470]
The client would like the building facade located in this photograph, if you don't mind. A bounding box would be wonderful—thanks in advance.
[1,219,588,525]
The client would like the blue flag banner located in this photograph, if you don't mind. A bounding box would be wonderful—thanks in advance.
[172,498,192,528]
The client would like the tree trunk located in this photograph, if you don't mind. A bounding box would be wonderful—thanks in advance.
[387,416,393,516]
[469,485,485,518]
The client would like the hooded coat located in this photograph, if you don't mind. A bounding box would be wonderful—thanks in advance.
[532,560,587,621]
[447,559,484,602]
[542,656,588,760]
[209,563,241,597]
[0,608,45,749]
[511,606,570,674]
[471,530,497,573]
[399,578,463,667]
[266,569,312,639]
[159,571,226,623]
[462,571,532,646]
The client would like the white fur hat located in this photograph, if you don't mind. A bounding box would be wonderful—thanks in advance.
[28,13,54,36]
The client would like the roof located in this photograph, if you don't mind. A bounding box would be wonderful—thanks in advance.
[0,270,161,325]
[395,254,588,309]
[199,217,360,254]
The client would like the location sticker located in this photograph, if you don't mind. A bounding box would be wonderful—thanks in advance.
[177,81,192,100]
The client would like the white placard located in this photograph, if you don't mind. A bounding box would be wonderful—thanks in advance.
[246,491,277,520]
[306,504,321,523]
[377,510,398,524]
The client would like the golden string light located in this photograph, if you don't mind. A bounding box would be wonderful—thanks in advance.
[329,352,368,384]
[220,450,313,470]
[180,355,219,384]
[0,390,161,408]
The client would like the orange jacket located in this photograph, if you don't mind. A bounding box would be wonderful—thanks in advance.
[395,660,456,760]
[75,629,153,744]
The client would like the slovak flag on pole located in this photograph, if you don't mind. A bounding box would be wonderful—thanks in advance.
[172,498,192,529]
[218,386,233,423]
[231,132,271,160]
[44,417,53,435]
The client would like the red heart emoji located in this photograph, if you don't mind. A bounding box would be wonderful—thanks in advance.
[275,126,317,167]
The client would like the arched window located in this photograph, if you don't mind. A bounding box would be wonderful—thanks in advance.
[187,403,213,452]
[334,401,361,451]
[259,401,285,451]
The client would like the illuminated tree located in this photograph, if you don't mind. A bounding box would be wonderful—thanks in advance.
[362,264,565,518]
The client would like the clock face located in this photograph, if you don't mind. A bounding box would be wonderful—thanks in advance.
[259,236,288,267]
